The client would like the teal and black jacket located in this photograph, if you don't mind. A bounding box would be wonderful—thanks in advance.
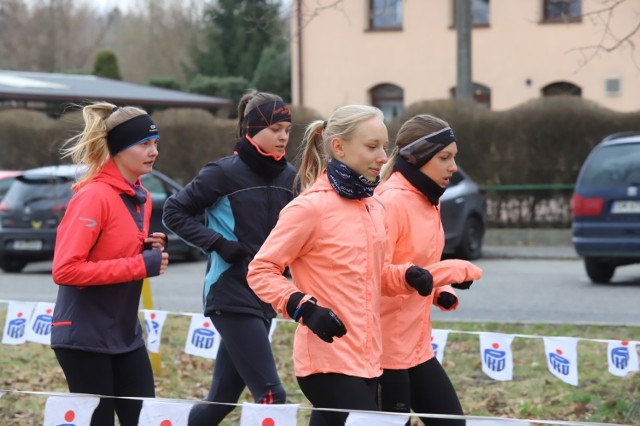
[162,150,296,319]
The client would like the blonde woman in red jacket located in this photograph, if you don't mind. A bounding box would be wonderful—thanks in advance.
[377,114,482,426]
[248,105,479,426]
[52,103,169,426]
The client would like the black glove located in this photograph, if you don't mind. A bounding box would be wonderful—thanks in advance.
[286,292,347,343]
[451,280,473,290]
[405,266,433,296]
[211,237,252,264]
[437,292,458,309]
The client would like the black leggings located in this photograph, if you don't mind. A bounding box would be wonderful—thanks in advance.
[297,373,378,426]
[379,357,464,426]
[188,313,286,426]
[53,346,155,426]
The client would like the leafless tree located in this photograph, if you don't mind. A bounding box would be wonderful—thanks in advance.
[567,0,640,71]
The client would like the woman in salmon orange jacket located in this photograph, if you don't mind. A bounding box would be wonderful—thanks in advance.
[51,103,169,426]
[247,105,479,426]
[376,114,483,425]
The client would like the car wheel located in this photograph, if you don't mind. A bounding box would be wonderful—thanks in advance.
[0,256,28,273]
[584,257,615,283]
[455,216,484,260]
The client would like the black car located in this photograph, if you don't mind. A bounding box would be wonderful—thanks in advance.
[571,131,640,283]
[0,164,203,273]
[440,167,486,260]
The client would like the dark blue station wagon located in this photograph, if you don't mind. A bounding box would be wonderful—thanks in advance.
[571,132,640,283]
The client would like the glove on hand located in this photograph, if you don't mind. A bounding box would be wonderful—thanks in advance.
[437,292,458,309]
[211,237,252,264]
[286,292,347,343]
[405,266,434,296]
[451,280,473,290]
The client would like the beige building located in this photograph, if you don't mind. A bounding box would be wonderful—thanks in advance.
[290,0,640,120]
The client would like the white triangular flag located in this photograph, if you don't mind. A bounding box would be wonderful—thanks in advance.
[543,337,579,386]
[2,301,35,345]
[346,411,410,425]
[138,399,194,426]
[431,329,450,364]
[467,418,530,426]
[240,402,300,426]
[607,340,639,377]
[479,333,514,381]
[268,319,278,342]
[24,302,55,345]
[184,314,220,359]
[43,395,100,426]
[143,310,168,353]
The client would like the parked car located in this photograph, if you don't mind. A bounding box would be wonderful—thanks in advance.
[0,164,203,273]
[571,131,640,283]
[0,170,20,202]
[441,167,486,260]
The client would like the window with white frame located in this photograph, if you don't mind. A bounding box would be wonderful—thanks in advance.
[370,83,404,124]
[370,0,403,30]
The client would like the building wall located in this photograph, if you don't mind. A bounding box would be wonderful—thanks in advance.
[291,0,640,117]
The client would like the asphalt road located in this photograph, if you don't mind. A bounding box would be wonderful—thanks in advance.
[1,250,639,326]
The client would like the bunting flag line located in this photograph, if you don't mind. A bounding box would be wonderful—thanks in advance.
[543,337,579,386]
[1,389,636,426]
[1,301,35,345]
[480,332,515,381]
[184,314,220,359]
[43,395,100,426]
[240,402,300,426]
[143,310,168,354]
[138,399,194,426]
[1,300,638,387]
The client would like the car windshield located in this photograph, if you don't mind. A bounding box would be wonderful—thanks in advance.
[2,176,74,210]
[581,143,640,186]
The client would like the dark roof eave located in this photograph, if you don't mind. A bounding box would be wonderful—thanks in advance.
[0,92,233,110]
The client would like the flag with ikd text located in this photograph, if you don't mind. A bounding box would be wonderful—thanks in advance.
[543,337,579,386]
[24,302,55,345]
[143,310,168,353]
[430,329,450,364]
[479,332,514,381]
[607,340,639,377]
[184,314,221,359]
[43,395,100,426]
[2,301,35,345]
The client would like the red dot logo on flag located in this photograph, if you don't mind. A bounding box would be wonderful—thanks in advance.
[17,312,23,318]
[621,340,629,346]
[65,410,75,422]
[160,420,172,426]
[492,343,500,349]
[262,418,275,426]
[46,308,53,314]
[151,312,157,320]
[556,349,563,355]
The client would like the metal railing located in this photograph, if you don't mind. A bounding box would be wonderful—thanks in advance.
[482,184,575,228]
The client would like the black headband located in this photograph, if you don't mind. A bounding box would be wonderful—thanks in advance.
[107,114,159,156]
[398,127,456,167]
[243,100,291,138]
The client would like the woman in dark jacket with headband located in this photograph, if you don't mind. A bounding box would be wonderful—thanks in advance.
[163,90,297,425]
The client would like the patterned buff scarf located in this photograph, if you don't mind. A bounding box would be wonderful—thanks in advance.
[326,159,379,200]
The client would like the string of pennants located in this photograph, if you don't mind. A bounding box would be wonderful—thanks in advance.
[0,390,633,426]
[0,299,637,426]
[1,300,638,388]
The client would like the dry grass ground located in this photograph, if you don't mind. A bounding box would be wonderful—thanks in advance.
[0,312,638,425]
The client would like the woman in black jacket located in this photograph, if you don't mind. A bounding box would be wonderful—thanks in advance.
[162,90,296,425]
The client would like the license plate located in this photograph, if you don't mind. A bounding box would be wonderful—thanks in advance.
[611,200,640,214]
[12,240,43,250]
